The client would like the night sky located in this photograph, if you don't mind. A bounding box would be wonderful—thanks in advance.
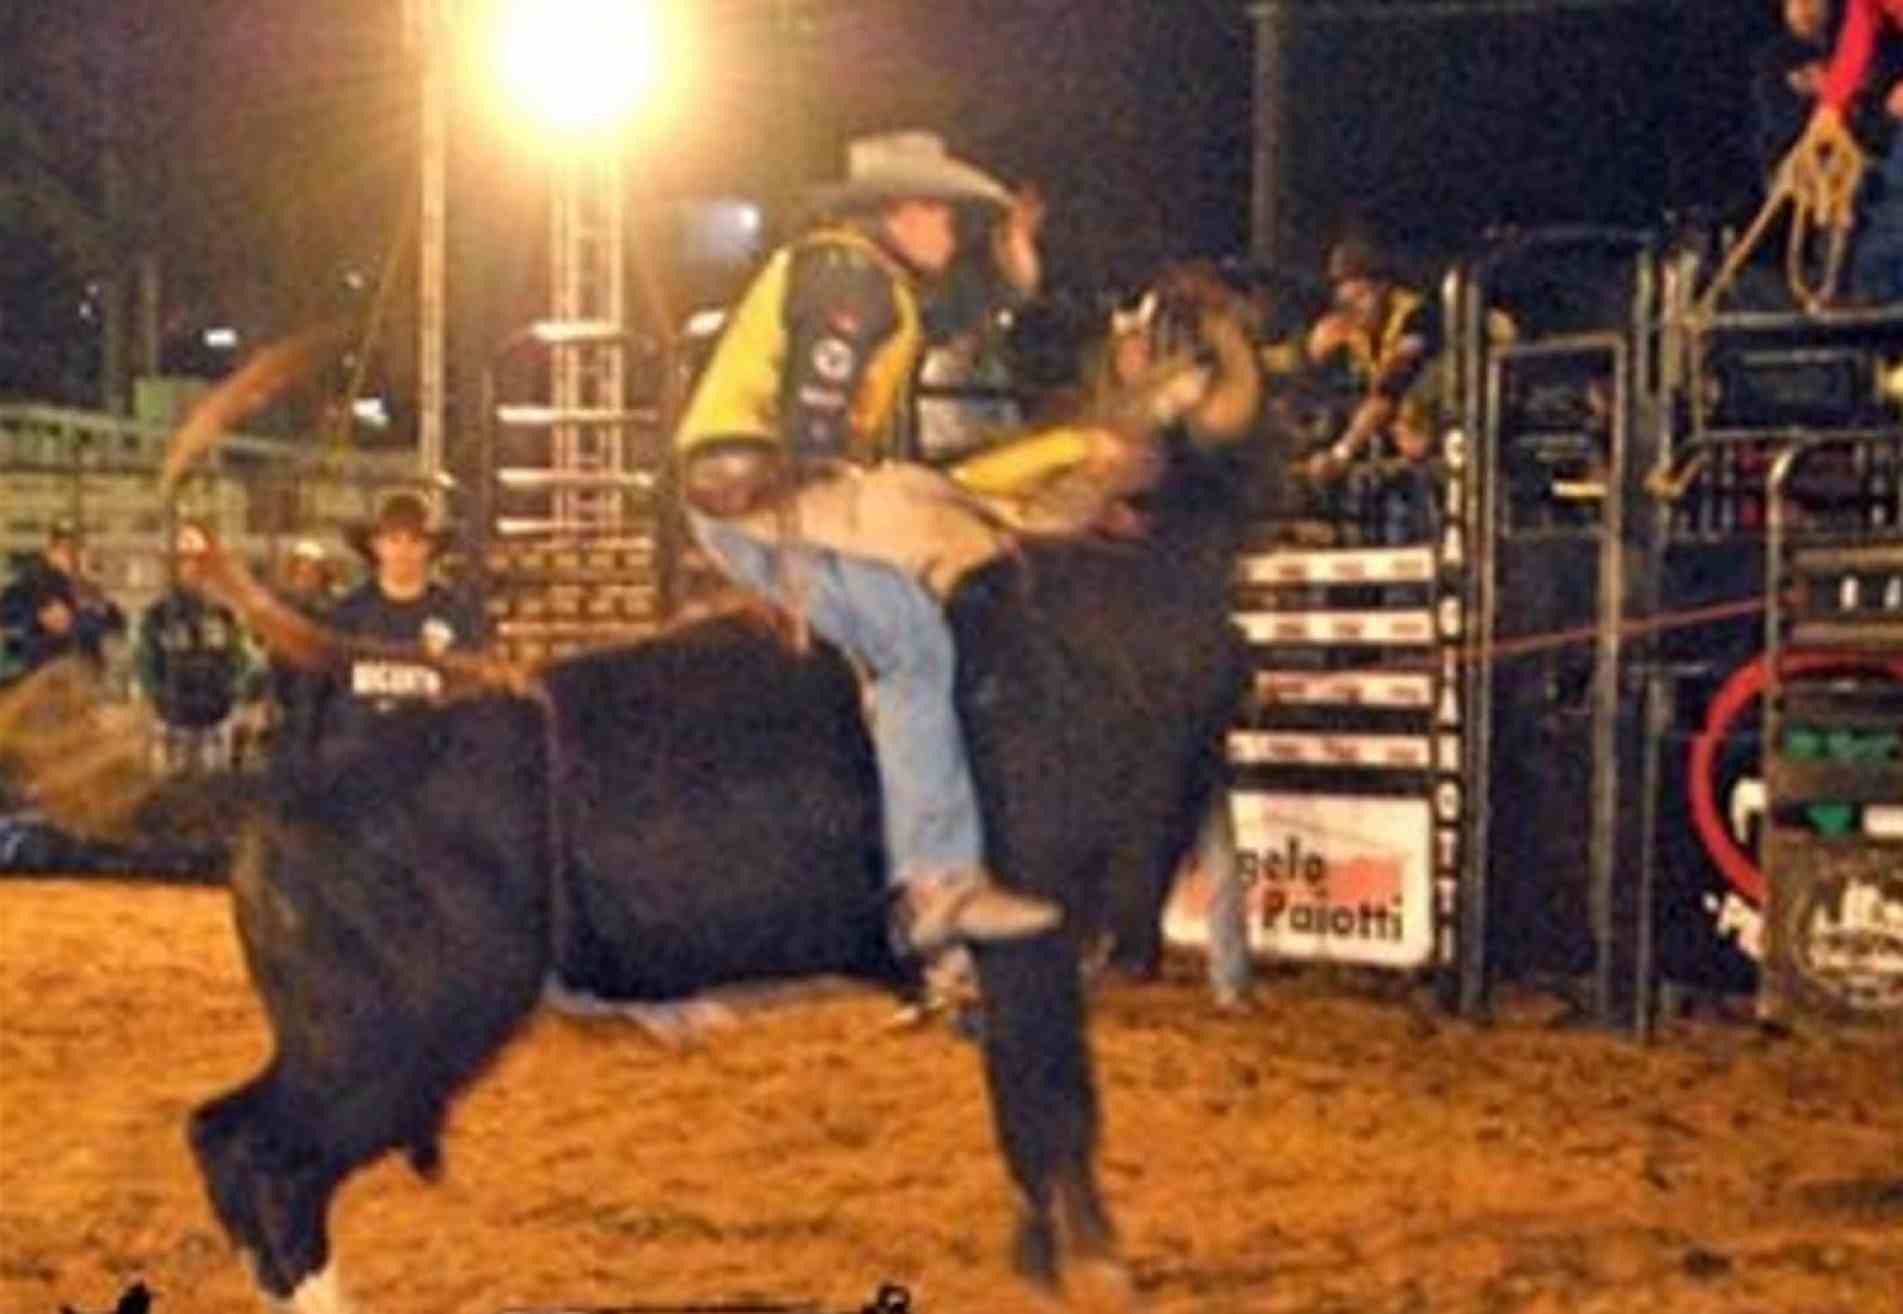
[3,0,1790,405]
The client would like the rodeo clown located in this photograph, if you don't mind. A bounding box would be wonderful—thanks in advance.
[277,490,483,760]
[675,131,1156,954]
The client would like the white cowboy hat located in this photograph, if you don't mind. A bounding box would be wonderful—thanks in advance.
[807,131,1011,213]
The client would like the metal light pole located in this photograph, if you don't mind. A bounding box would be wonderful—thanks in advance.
[409,0,449,489]
[1247,1,1290,271]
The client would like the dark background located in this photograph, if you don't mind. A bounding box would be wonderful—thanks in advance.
[2,0,1788,410]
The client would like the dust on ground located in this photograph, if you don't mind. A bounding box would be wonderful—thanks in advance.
[2,879,1898,1314]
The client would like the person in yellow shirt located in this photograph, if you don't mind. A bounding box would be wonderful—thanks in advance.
[677,132,1149,952]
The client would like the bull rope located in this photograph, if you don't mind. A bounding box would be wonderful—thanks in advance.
[1462,592,1770,664]
[1690,113,1866,322]
[1234,588,1782,876]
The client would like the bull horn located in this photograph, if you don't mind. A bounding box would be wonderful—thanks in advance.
[179,524,344,675]
[159,325,345,497]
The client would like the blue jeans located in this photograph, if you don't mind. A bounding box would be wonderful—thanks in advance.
[1853,132,1903,304]
[691,514,984,886]
[1194,793,1255,1000]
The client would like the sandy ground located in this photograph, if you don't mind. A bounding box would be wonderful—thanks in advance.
[1,878,1898,1314]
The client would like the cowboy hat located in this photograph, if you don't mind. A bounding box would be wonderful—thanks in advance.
[344,490,449,560]
[806,131,1011,214]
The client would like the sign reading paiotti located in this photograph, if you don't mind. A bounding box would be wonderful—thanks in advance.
[1165,793,1435,969]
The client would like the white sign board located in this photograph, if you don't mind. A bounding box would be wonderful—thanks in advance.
[1164,792,1436,969]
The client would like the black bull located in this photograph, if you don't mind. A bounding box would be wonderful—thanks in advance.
[186,449,1254,1307]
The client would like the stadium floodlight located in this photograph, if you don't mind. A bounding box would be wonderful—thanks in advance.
[482,0,683,141]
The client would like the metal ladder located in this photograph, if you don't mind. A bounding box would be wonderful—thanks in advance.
[477,149,673,668]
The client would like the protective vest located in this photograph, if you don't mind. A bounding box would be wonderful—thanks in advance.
[1341,287,1425,384]
[675,227,923,467]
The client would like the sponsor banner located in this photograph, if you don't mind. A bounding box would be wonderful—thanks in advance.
[1235,546,1435,585]
[1234,610,1435,646]
[1164,792,1435,969]
[1228,730,1432,770]
[1792,875,1903,1014]
[1252,669,1434,708]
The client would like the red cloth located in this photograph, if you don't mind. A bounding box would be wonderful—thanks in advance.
[1822,0,1903,108]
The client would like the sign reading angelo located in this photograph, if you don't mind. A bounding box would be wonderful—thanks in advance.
[1166,793,1435,969]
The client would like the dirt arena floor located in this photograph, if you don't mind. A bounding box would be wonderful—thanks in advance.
[2,878,1898,1314]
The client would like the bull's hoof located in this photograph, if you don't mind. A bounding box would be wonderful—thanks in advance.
[269,1262,358,1314]
[1063,1256,1141,1312]
[1011,1213,1062,1291]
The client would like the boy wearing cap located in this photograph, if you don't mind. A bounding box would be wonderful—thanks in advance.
[674,132,1069,952]
[281,492,482,754]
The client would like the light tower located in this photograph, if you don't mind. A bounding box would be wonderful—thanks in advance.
[547,144,630,535]
[405,0,449,486]
[475,0,683,663]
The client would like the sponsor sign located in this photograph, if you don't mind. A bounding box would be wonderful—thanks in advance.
[1164,793,1435,968]
[1252,669,1433,708]
[1234,545,1435,585]
[1234,609,1435,646]
[1228,731,1432,770]
[1791,876,1903,1015]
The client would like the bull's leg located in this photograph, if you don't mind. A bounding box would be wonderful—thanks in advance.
[188,1064,353,1312]
[199,806,550,1308]
[972,936,1127,1302]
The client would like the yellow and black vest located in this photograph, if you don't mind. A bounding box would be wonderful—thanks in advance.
[1340,286,1426,385]
[674,227,923,467]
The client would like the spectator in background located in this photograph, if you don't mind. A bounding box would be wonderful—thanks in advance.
[1303,234,1444,479]
[0,519,126,683]
[276,492,483,762]
[136,525,258,774]
[1753,0,1841,180]
[1754,0,1903,304]
[260,537,336,758]
[280,537,336,612]
[1805,0,1903,301]
[1303,234,1446,547]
